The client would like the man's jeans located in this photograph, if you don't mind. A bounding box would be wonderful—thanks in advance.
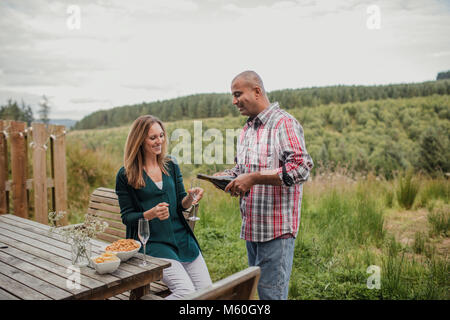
[246,237,296,300]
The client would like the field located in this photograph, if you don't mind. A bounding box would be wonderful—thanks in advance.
[65,96,449,299]
[190,172,449,299]
[69,94,450,179]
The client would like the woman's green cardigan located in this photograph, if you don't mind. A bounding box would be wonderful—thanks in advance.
[115,159,200,262]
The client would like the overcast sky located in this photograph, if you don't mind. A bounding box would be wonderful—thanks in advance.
[1,0,449,120]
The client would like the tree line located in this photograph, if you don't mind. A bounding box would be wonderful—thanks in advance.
[436,70,450,80]
[0,96,52,125]
[73,79,450,130]
[68,94,449,179]
[295,95,450,178]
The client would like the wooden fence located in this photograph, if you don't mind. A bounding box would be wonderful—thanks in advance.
[0,120,67,225]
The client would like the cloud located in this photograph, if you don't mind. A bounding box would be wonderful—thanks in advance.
[221,0,369,18]
[0,0,449,120]
[431,51,450,58]
[69,98,112,104]
[0,90,42,107]
[122,83,176,91]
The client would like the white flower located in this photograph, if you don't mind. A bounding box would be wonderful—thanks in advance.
[48,211,109,244]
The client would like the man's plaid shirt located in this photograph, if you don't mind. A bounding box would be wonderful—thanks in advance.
[225,102,314,242]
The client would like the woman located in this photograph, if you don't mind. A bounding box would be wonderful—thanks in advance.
[115,115,212,299]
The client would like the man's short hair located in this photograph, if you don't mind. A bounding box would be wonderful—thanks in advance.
[233,70,266,94]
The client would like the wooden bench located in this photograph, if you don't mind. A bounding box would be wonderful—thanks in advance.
[85,187,198,298]
[142,266,261,300]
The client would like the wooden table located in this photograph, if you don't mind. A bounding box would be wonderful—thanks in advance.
[0,214,171,300]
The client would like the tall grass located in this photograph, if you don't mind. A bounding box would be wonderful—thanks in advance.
[66,140,119,223]
[380,235,449,299]
[311,181,385,252]
[396,171,420,210]
[64,141,449,299]
[427,202,450,237]
[381,237,407,299]
[412,232,426,254]
[417,177,450,208]
[352,186,385,246]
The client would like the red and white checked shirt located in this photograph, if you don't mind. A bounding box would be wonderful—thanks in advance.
[224,102,314,242]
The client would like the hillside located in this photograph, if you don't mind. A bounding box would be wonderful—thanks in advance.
[73,80,450,130]
[66,93,449,300]
[68,94,450,180]
[49,118,77,128]
[66,95,449,300]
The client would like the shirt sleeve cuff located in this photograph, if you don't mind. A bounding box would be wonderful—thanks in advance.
[278,164,294,187]
[223,169,238,177]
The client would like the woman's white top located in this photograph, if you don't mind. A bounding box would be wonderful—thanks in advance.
[154,181,163,190]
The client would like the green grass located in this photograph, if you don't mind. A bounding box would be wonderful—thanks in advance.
[69,94,450,180]
[416,177,449,208]
[64,129,449,299]
[65,139,120,223]
[427,202,450,237]
[190,175,448,300]
[396,171,420,210]
[412,232,427,254]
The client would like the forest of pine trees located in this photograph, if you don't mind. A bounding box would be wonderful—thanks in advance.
[73,80,450,130]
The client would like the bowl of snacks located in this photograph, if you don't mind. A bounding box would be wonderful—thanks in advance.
[91,252,120,274]
[104,239,141,261]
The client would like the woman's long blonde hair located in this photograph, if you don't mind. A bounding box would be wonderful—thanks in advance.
[124,115,169,189]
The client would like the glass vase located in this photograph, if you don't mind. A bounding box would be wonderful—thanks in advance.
[71,239,91,267]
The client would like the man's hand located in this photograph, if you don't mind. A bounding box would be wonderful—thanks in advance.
[224,173,255,197]
[224,170,282,197]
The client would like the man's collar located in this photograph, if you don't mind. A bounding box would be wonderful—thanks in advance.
[246,102,279,128]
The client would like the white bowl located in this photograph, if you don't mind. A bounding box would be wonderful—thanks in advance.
[91,256,120,274]
[104,240,141,262]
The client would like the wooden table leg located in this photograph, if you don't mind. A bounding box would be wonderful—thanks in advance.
[130,284,150,300]
[129,269,164,300]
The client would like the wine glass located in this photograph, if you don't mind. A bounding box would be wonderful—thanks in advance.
[138,218,150,266]
[189,179,200,221]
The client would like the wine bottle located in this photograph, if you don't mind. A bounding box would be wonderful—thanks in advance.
[196,174,234,191]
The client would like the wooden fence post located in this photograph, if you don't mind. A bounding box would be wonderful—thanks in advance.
[32,122,48,224]
[0,119,68,224]
[51,125,68,225]
[10,121,28,218]
[0,120,8,214]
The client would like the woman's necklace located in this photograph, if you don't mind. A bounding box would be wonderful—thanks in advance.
[144,165,162,181]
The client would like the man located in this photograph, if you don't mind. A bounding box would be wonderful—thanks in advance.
[214,71,314,300]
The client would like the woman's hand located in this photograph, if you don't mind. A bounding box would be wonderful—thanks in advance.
[187,187,204,205]
[144,202,170,221]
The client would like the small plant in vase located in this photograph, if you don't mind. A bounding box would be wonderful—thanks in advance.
[48,211,108,267]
